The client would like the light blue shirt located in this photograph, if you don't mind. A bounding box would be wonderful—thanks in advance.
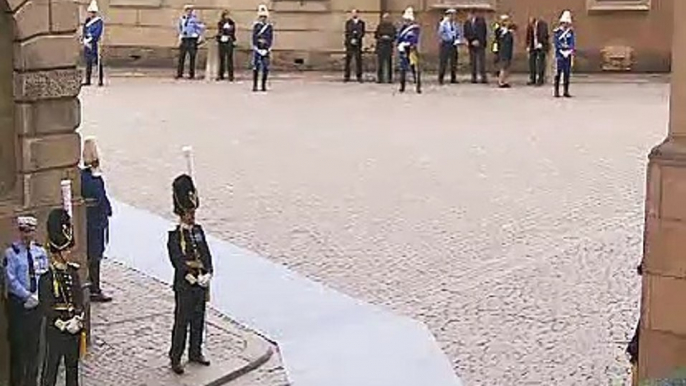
[4,242,49,300]
[178,14,205,39]
[438,18,459,44]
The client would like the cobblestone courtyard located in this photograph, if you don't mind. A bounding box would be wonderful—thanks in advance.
[81,78,669,386]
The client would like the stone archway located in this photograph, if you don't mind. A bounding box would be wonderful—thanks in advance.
[0,0,84,382]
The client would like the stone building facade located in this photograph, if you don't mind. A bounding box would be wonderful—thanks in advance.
[92,0,673,72]
[0,0,83,383]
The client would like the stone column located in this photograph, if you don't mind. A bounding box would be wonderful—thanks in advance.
[639,0,686,382]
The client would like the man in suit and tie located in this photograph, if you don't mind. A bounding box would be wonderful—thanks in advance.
[526,16,550,86]
[463,9,489,84]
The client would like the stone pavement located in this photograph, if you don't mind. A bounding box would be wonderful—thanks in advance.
[59,260,286,386]
[80,78,669,386]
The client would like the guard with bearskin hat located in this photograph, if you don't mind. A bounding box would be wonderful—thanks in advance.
[168,174,214,375]
[39,209,85,386]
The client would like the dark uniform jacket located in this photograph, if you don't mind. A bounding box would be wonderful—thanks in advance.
[464,16,488,48]
[498,29,515,62]
[38,263,84,328]
[374,21,396,50]
[167,224,214,292]
[345,18,366,50]
[216,17,236,43]
[526,20,550,52]
[81,167,112,259]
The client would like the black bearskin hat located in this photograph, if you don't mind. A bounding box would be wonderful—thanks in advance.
[47,208,74,253]
[173,174,199,216]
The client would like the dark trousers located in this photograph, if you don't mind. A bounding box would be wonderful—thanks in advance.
[555,56,572,94]
[344,46,363,81]
[88,258,102,295]
[41,326,80,386]
[177,38,198,79]
[528,49,547,84]
[469,47,487,82]
[438,42,457,84]
[218,42,234,81]
[169,289,206,364]
[376,45,393,83]
[8,297,41,386]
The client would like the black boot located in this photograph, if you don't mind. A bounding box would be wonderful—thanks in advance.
[252,70,259,92]
[554,75,561,98]
[261,70,268,92]
[563,82,572,98]
[399,70,406,93]
[415,69,422,94]
[83,64,93,86]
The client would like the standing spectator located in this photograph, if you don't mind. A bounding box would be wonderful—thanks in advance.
[497,18,516,88]
[344,9,366,83]
[81,137,113,303]
[553,10,575,98]
[374,13,396,84]
[464,8,488,84]
[5,216,48,386]
[526,16,550,86]
[216,10,236,82]
[176,5,205,80]
[437,8,459,85]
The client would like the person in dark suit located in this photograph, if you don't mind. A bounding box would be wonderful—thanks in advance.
[463,9,489,84]
[216,10,236,81]
[168,174,214,375]
[497,20,516,88]
[526,17,550,86]
[374,12,396,83]
[344,9,366,82]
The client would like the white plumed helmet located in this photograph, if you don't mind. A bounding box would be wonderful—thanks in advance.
[257,4,269,17]
[559,10,572,24]
[402,7,414,21]
[87,0,99,13]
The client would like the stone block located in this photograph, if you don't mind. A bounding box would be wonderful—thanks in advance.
[107,8,140,25]
[331,0,380,12]
[138,8,178,27]
[275,29,344,51]
[106,24,177,47]
[661,166,686,221]
[645,161,661,219]
[13,68,82,102]
[15,98,80,136]
[644,219,686,278]
[110,0,162,9]
[639,328,686,381]
[273,12,346,31]
[21,167,81,208]
[14,35,80,71]
[20,133,81,172]
[646,275,686,336]
[272,1,330,13]
[50,0,79,33]
[12,0,50,41]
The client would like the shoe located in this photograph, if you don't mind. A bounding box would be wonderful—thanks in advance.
[470,79,478,84]
[498,83,511,89]
[527,81,536,86]
[82,82,92,86]
[480,79,488,84]
[450,80,458,84]
[563,93,573,98]
[171,362,185,375]
[90,293,113,303]
[189,356,211,366]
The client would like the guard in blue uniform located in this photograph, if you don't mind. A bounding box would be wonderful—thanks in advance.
[80,138,113,303]
[252,5,273,92]
[5,216,48,386]
[437,8,459,85]
[168,174,214,375]
[39,209,85,386]
[554,10,575,98]
[397,7,421,94]
[82,0,104,86]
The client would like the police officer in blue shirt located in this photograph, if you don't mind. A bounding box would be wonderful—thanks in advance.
[82,0,104,87]
[437,8,459,85]
[4,215,49,386]
[252,5,274,92]
[176,5,205,80]
[554,10,575,98]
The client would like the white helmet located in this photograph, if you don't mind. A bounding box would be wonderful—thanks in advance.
[559,10,572,24]
[402,7,414,21]
[87,0,99,13]
[257,4,269,17]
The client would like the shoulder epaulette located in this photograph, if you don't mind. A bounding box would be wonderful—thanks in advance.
[67,262,80,269]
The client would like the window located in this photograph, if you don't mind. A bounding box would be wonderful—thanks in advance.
[587,0,651,11]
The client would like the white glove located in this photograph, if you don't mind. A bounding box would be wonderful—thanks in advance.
[198,273,212,288]
[258,49,268,57]
[24,293,39,309]
[66,317,82,335]
[398,43,406,53]
[185,273,198,285]
[54,319,67,332]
